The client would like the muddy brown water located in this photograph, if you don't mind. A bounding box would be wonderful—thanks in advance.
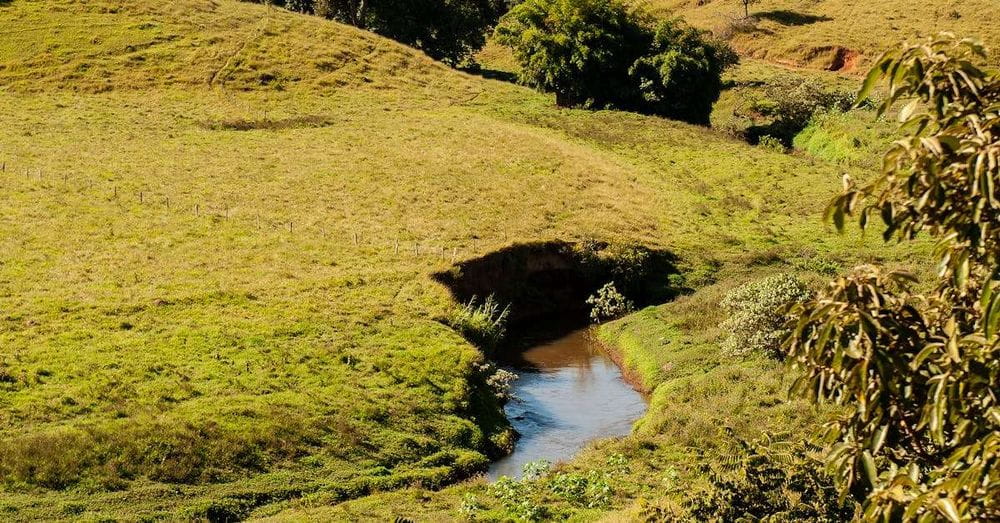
[487,327,649,479]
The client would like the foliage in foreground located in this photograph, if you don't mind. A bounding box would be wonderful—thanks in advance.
[787,34,1000,521]
[495,0,737,124]
[719,273,811,358]
[691,432,857,521]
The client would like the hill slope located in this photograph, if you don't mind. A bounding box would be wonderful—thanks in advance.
[0,0,473,94]
[644,0,1000,71]
[0,0,910,520]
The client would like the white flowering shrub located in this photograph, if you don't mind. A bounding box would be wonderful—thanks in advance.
[719,274,810,358]
[586,282,634,323]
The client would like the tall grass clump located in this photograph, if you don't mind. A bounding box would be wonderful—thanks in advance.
[719,274,810,358]
[449,295,510,351]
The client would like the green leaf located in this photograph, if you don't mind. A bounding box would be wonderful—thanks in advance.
[861,451,878,488]
[857,58,887,108]
[935,498,961,523]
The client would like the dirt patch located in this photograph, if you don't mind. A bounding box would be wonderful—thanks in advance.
[827,47,861,72]
[801,46,862,73]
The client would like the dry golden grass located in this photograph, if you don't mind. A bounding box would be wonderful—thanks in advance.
[642,0,1000,71]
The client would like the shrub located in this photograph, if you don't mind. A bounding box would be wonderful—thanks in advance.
[495,0,736,124]
[484,365,518,403]
[628,19,739,124]
[719,274,810,358]
[521,459,551,480]
[740,76,855,145]
[449,295,510,351]
[586,282,634,323]
[757,134,786,153]
[690,433,857,520]
[487,476,549,521]
[458,493,483,518]
[548,470,613,508]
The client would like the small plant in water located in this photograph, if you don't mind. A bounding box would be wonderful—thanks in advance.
[586,282,634,323]
[449,294,510,350]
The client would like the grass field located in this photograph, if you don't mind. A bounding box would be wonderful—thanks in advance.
[0,0,941,520]
[643,0,1000,71]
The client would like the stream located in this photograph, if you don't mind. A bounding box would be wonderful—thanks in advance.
[487,327,648,479]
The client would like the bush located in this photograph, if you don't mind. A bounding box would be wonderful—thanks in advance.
[690,433,857,521]
[628,19,739,124]
[448,295,510,351]
[757,134,786,153]
[495,0,736,124]
[740,76,854,145]
[719,274,810,358]
[586,282,634,323]
[483,365,518,403]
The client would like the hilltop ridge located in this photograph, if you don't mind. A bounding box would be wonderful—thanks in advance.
[0,0,477,96]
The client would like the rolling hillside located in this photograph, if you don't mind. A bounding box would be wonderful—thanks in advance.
[0,0,924,520]
[644,0,1000,71]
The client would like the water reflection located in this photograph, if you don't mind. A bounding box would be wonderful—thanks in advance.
[488,328,648,479]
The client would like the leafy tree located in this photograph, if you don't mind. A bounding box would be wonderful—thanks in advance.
[629,19,738,124]
[495,0,736,124]
[494,0,650,108]
[786,34,999,521]
[250,0,508,64]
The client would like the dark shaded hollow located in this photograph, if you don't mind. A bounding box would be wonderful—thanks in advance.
[756,10,832,26]
[433,240,681,353]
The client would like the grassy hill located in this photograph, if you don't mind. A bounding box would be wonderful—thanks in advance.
[0,0,925,520]
[643,0,1000,71]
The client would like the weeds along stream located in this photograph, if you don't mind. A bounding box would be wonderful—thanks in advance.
[437,241,671,477]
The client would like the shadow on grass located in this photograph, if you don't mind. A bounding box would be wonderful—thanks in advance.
[459,66,519,84]
[757,10,832,26]
[434,240,683,353]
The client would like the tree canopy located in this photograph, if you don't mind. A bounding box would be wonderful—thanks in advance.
[258,0,508,64]
[787,34,999,521]
[495,0,736,124]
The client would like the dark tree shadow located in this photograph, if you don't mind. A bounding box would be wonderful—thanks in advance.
[459,66,519,84]
[756,10,832,26]
[434,240,683,351]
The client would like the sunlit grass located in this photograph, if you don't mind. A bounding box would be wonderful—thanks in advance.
[0,0,930,519]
